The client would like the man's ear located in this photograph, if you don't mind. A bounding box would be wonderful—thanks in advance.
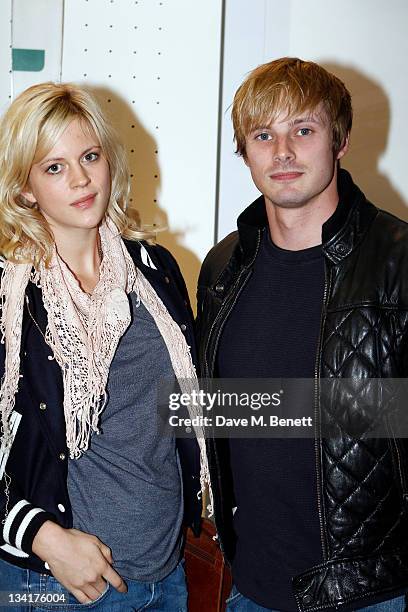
[20,186,37,204]
[336,133,350,161]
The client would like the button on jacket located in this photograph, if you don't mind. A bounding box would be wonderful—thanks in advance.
[0,240,201,574]
[196,170,408,611]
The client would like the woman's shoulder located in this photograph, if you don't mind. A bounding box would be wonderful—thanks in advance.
[124,239,190,304]
[0,256,5,286]
[124,239,182,274]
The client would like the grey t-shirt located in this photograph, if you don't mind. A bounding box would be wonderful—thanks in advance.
[67,294,183,581]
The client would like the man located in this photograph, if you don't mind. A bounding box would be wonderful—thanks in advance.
[196,58,408,611]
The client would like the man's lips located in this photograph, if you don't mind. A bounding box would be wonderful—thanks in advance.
[270,172,303,181]
[70,194,96,208]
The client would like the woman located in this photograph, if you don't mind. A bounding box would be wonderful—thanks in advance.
[0,82,209,611]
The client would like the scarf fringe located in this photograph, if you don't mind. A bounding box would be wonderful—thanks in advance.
[0,263,32,450]
[0,222,213,507]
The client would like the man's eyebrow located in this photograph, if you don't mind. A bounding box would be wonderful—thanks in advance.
[289,116,321,126]
[249,116,323,133]
[249,125,272,133]
[38,145,101,166]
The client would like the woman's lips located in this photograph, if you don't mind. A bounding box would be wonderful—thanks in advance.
[270,172,303,181]
[71,194,96,209]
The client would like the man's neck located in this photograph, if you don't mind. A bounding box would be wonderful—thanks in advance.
[265,197,339,251]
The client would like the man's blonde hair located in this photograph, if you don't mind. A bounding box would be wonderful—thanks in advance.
[0,82,152,266]
[232,57,352,157]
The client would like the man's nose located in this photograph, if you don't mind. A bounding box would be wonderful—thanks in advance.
[273,136,295,163]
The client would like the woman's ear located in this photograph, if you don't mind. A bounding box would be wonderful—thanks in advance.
[20,185,37,204]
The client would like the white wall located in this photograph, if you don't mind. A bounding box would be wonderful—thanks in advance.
[217,0,291,242]
[9,0,64,99]
[1,0,407,297]
[0,0,222,301]
[218,0,408,240]
[0,1,12,113]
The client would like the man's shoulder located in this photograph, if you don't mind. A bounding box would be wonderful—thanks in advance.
[360,206,408,299]
[198,231,239,289]
[371,207,408,251]
[375,207,408,228]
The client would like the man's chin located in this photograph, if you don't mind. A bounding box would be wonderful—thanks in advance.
[265,194,311,210]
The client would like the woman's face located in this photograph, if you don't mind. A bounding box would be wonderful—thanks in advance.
[22,118,111,241]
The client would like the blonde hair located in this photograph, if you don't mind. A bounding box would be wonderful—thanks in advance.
[232,57,352,157]
[0,82,153,266]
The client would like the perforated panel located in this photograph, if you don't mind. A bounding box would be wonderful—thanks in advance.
[61,0,222,296]
[0,0,222,300]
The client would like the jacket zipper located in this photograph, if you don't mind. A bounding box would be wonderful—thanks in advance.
[313,262,331,562]
[206,267,252,378]
[204,231,261,552]
[388,420,408,500]
[204,231,262,378]
[393,439,407,498]
[205,267,254,555]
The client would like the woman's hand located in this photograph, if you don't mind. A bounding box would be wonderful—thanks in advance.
[32,520,127,603]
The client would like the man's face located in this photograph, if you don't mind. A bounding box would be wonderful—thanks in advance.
[244,104,348,210]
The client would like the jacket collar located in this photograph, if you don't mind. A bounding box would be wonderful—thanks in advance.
[236,168,378,265]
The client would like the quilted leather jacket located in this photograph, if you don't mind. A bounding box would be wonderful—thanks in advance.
[196,169,408,611]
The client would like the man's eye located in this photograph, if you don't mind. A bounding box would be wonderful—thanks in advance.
[297,128,312,136]
[256,133,271,141]
[46,164,62,174]
[83,152,99,162]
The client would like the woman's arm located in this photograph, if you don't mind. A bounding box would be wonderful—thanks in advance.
[0,274,126,604]
[32,522,127,604]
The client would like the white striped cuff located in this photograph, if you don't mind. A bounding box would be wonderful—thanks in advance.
[3,499,45,551]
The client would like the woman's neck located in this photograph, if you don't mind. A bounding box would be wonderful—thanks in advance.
[54,227,102,294]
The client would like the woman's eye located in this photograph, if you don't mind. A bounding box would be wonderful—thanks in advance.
[256,133,271,141]
[46,164,62,174]
[83,151,99,162]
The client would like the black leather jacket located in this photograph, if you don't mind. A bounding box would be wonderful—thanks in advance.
[196,170,408,611]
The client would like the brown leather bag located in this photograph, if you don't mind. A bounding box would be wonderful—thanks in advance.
[185,519,232,612]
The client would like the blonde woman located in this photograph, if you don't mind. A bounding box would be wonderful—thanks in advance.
[0,83,208,611]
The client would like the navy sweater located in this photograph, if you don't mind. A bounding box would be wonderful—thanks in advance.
[217,229,325,611]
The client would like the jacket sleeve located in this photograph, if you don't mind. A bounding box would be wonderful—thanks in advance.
[151,244,194,313]
[0,480,57,557]
[0,364,57,557]
[0,267,57,557]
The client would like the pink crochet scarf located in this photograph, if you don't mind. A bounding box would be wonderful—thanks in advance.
[0,220,211,510]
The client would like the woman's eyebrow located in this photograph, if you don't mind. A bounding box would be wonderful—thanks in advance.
[38,145,101,166]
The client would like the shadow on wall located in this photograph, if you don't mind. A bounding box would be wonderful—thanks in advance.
[323,63,408,221]
[89,86,202,310]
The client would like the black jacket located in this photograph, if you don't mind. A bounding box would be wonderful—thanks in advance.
[0,239,201,574]
[196,170,408,611]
